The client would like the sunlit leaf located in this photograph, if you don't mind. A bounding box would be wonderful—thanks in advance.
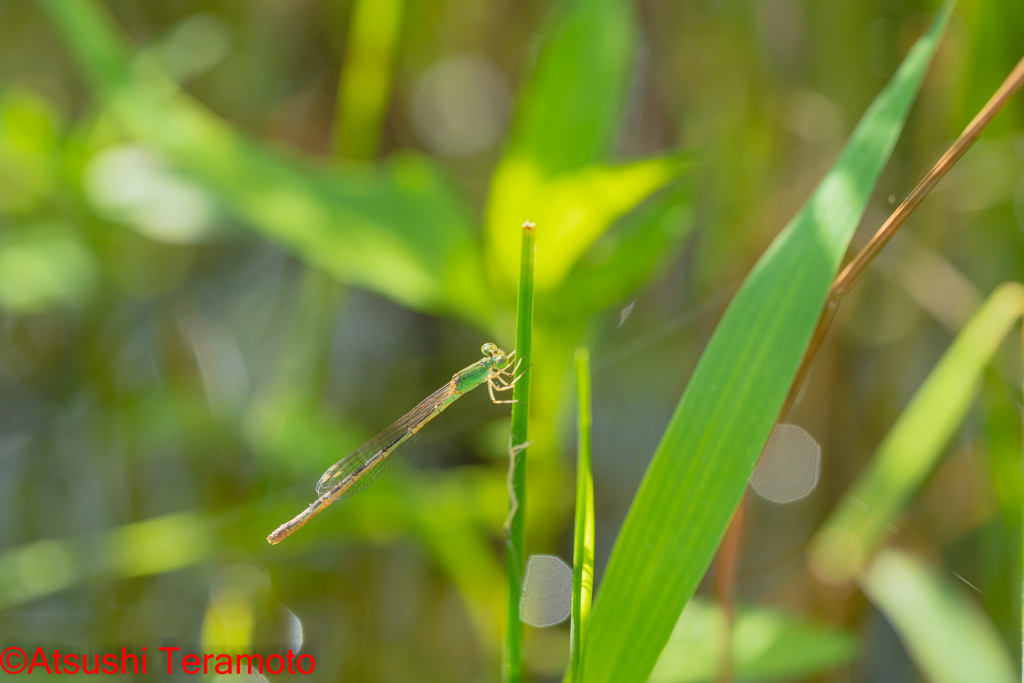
[40,0,494,325]
[107,513,211,578]
[554,185,694,315]
[649,600,858,682]
[0,512,211,611]
[569,347,596,681]
[487,155,690,290]
[861,549,1016,683]
[578,7,952,683]
[809,282,1024,584]
[201,586,256,653]
[483,0,691,294]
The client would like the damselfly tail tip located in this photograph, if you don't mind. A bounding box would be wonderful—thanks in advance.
[267,526,288,545]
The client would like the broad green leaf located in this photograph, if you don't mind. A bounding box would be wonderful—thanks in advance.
[649,600,858,682]
[484,0,688,291]
[861,549,1016,683]
[507,0,635,175]
[40,0,493,325]
[809,282,1024,584]
[487,155,689,290]
[553,184,694,314]
[578,7,952,683]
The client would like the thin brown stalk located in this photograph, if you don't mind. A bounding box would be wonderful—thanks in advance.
[782,54,1024,416]
[712,500,746,683]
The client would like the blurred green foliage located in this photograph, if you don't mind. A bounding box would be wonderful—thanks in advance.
[811,282,1024,584]
[649,599,858,683]
[0,0,1020,681]
[862,549,1017,683]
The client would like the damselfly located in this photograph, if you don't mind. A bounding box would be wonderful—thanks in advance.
[267,343,523,544]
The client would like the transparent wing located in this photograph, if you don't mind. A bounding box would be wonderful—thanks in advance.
[315,381,458,498]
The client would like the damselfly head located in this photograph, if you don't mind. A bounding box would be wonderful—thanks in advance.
[481,342,510,369]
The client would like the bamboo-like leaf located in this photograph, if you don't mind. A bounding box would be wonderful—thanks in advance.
[861,549,1016,683]
[809,282,1024,584]
[578,7,952,683]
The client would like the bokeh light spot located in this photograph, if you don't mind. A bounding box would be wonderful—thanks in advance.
[750,424,821,503]
[519,555,572,628]
[411,55,511,157]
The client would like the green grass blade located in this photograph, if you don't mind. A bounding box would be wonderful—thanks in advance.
[979,371,1024,665]
[332,0,406,159]
[504,222,536,683]
[569,347,596,682]
[38,0,492,325]
[578,7,952,683]
[861,549,1017,683]
[809,282,1024,584]
[649,600,858,682]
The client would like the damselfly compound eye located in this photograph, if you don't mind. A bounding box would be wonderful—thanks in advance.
[481,342,498,356]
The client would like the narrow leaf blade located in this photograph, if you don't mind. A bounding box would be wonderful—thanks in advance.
[862,550,1017,683]
[809,282,1024,583]
[579,7,952,683]
[569,347,596,682]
